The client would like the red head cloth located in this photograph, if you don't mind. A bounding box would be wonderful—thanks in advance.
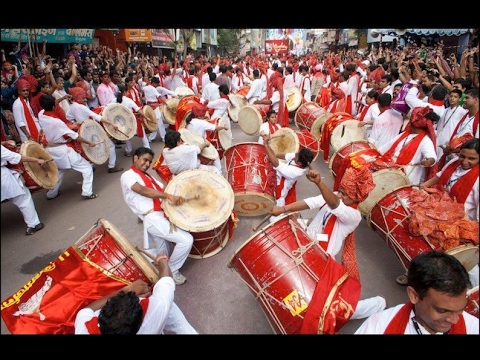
[3,62,12,67]
[75,80,88,92]
[18,74,38,92]
[68,86,87,102]
[450,132,475,152]
[410,106,437,144]
[331,87,345,100]
[16,78,30,91]
[192,104,208,118]
[340,166,375,203]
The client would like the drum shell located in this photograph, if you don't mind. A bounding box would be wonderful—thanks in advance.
[465,286,479,319]
[295,129,320,162]
[294,102,327,132]
[329,140,377,179]
[368,185,479,271]
[72,218,159,285]
[224,143,276,217]
[228,213,341,334]
[163,169,235,259]
[175,95,202,130]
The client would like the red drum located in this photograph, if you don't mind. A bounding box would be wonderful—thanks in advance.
[310,111,333,141]
[465,286,479,318]
[72,218,160,286]
[238,105,270,136]
[6,140,59,193]
[368,185,479,272]
[227,213,361,334]
[163,169,236,259]
[224,142,276,217]
[294,102,327,133]
[295,129,320,162]
[175,95,202,130]
[329,141,409,216]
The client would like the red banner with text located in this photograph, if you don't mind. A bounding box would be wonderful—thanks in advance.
[265,40,289,55]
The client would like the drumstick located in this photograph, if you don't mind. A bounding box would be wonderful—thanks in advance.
[270,134,285,140]
[184,194,200,202]
[115,128,129,137]
[252,214,271,231]
[135,245,156,261]
[44,158,54,163]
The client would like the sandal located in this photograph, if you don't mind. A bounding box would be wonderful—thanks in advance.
[46,192,61,200]
[82,193,98,200]
[396,274,408,286]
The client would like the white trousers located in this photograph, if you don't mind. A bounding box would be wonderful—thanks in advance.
[125,126,150,153]
[9,179,41,228]
[47,154,94,198]
[164,302,198,334]
[107,138,117,169]
[143,211,193,274]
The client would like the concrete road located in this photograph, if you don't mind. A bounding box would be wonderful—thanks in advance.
[1,117,411,334]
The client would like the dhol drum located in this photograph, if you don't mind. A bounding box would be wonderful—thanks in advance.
[206,117,232,159]
[368,185,480,272]
[101,103,137,141]
[465,286,479,319]
[175,86,195,98]
[238,105,270,136]
[6,140,59,193]
[175,95,202,130]
[178,127,219,165]
[78,120,110,165]
[141,105,158,133]
[294,102,327,133]
[328,140,410,216]
[295,129,320,162]
[162,98,180,126]
[227,213,362,334]
[163,169,237,259]
[269,127,299,155]
[310,111,333,141]
[228,94,248,123]
[285,87,302,113]
[224,142,276,217]
[72,218,160,286]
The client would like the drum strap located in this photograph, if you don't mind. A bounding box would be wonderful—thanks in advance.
[84,298,150,334]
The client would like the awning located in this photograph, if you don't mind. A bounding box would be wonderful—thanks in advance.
[381,29,470,37]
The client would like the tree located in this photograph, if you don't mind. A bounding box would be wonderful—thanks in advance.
[217,29,249,57]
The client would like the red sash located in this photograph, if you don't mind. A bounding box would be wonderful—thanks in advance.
[384,302,467,334]
[130,165,164,211]
[450,111,479,141]
[84,298,150,334]
[20,97,39,141]
[152,152,173,184]
[437,161,478,204]
[383,131,427,165]
[275,162,302,204]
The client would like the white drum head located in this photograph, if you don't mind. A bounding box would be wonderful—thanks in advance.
[238,106,263,136]
[269,127,299,155]
[286,86,302,113]
[446,244,479,272]
[228,94,248,123]
[163,169,234,232]
[330,119,366,152]
[102,103,137,141]
[218,117,232,150]
[162,98,179,125]
[142,105,158,132]
[179,128,219,160]
[79,120,110,165]
[21,140,59,189]
[175,86,195,97]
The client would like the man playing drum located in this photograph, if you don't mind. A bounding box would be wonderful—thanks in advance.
[38,94,99,200]
[162,129,221,176]
[66,86,123,173]
[120,146,193,285]
[1,140,46,235]
[269,166,386,320]
[74,253,197,334]
[258,110,281,145]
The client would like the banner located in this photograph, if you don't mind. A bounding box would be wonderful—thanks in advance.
[1,28,95,44]
[1,247,126,334]
[265,39,289,55]
[123,29,152,43]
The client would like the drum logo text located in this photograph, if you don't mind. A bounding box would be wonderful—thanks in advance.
[283,289,308,316]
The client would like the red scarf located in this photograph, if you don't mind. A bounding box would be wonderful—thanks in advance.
[429,99,445,107]
[268,122,281,135]
[20,97,39,140]
[384,302,466,334]
[450,111,479,141]
[275,162,302,204]
[152,153,173,184]
[357,102,376,122]
[383,131,427,165]
[130,165,164,212]
[437,161,479,204]
[321,203,360,281]
[84,298,150,334]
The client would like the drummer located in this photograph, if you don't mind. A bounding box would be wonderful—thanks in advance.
[1,139,46,235]
[185,102,228,173]
[65,86,123,174]
[269,166,387,321]
[143,76,177,143]
[261,131,313,223]
[162,129,221,176]
[258,110,281,145]
[117,83,150,157]
[253,72,289,127]
[38,94,98,200]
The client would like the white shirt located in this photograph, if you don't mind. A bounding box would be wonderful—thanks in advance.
[245,79,264,104]
[435,105,468,158]
[186,118,215,138]
[405,86,446,118]
[162,144,201,175]
[66,102,102,124]
[274,153,308,207]
[368,108,404,150]
[355,303,479,334]
[202,82,220,102]
[12,97,42,142]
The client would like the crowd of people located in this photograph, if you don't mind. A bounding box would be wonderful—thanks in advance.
[1,36,479,334]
